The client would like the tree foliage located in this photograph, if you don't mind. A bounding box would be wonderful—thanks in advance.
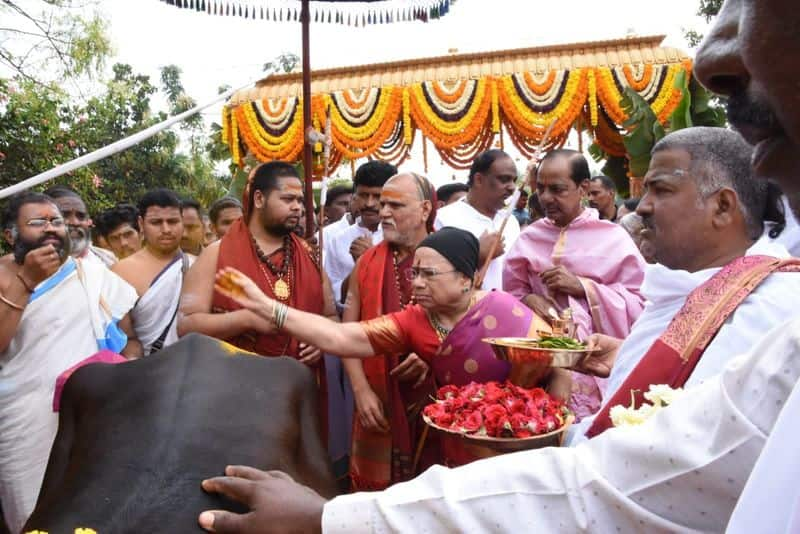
[0,63,228,214]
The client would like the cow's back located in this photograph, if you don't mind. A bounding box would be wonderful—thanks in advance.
[25,334,335,533]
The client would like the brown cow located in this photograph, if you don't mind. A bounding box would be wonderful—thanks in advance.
[24,333,335,532]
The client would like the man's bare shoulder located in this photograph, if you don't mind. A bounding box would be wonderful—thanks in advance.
[193,240,220,272]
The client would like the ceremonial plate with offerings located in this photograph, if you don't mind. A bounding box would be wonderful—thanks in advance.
[422,381,574,467]
[483,335,600,388]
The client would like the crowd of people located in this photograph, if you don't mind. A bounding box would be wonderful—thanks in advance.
[2,0,800,531]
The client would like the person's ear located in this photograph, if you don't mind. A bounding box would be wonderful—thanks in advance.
[420,200,432,225]
[711,188,738,229]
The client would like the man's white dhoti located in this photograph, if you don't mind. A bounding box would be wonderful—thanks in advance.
[131,254,190,356]
[0,259,136,532]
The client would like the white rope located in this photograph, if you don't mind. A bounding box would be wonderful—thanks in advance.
[0,74,270,200]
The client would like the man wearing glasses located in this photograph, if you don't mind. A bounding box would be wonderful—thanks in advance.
[0,191,140,533]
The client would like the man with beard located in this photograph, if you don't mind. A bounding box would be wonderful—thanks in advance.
[342,173,436,492]
[192,3,800,531]
[96,203,142,259]
[568,127,800,443]
[587,175,619,221]
[112,189,192,356]
[503,149,646,420]
[435,149,519,291]
[0,191,140,533]
[325,161,394,305]
[44,185,117,268]
[178,161,336,381]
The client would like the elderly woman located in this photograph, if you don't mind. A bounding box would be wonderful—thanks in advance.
[216,227,549,389]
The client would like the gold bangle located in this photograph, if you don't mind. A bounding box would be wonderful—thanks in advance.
[0,291,25,311]
[16,273,34,293]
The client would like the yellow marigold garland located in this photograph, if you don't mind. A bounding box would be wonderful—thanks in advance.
[230,108,241,166]
[402,87,412,145]
[409,78,491,149]
[491,79,500,134]
[498,68,588,143]
[588,69,598,127]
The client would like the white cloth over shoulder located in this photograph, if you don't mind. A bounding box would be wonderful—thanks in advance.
[323,316,800,533]
[325,218,382,305]
[0,258,136,533]
[434,197,520,291]
[132,253,191,355]
[727,378,800,533]
[569,239,800,444]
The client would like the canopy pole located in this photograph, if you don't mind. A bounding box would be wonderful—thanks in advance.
[301,0,314,238]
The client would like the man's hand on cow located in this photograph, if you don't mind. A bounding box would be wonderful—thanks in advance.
[21,244,61,286]
[297,343,322,366]
[199,466,325,534]
[573,334,622,378]
[349,236,372,262]
[389,353,429,388]
[540,266,585,297]
[353,385,390,433]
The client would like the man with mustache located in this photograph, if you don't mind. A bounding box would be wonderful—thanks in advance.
[325,161,394,305]
[587,175,618,221]
[569,127,799,442]
[112,189,193,356]
[503,149,646,420]
[341,172,436,492]
[196,3,800,529]
[44,185,117,268]
[0,191,140,533]
[434,149,519,291]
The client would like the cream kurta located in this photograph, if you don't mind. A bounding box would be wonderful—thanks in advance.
[322,316,800,533]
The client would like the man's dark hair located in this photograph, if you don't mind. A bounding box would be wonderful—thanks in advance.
[591,175,617,192]
[181,197,203,216]
[436,182,469,204]
[353,161,396,189]
[623,197,640,212]
[324,185,353,207]
[137,188,183,218]
[43,184,82,200]
[652,127,775,240]
[248,161,300,210]
[539,149,591,185]
[2,191,56,231]
[468,149,511,186]
[208,197,243,225]
[95,204,140,237]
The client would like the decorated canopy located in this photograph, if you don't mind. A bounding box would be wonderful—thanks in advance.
[222,35,692,172]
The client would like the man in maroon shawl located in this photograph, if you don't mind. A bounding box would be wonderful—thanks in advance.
[343,172,436,490]
[178,161,338,418]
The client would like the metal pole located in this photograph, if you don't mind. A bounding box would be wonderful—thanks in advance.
[301,0,314,239]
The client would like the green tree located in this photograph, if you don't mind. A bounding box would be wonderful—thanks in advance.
[684,0,723,47]
[0,0,112,90]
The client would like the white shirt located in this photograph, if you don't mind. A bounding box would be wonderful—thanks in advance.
[325,218,383,305]
[322,316,800,533]
[434,198,520,291]
[767,195,800,256]
[569,238,800,444]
